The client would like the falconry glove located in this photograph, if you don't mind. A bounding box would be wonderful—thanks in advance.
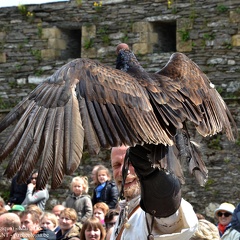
[126,145,181,218]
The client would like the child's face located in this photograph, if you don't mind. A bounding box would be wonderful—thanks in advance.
[93,208,105,221]
[40,216,55,231]
[72,181,84,196]
[97,170,108,184]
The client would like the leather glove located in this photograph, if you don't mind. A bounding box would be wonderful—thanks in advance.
[126,144,181,218]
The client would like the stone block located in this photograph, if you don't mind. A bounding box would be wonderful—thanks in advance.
[132,22,153,33]
[132,43,152,54]
[81,48,97,58]
[177,18,193,29]
[232,34,240,46]
[0,53,6,63]
[176,30,192,52]
[176,40,192,52]
[42,27,62,39]
[139,32,158,44]
[41,49,60,60]
[82,25,96,38]
[0,32,6,40]
[48,39,67,50]
[139,32,149,42]
[149,32,158,44]
[230,11,240,23]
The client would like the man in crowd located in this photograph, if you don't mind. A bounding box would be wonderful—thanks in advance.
[52,204,65,219]
[20,209,56,239]
[110,145,198,239]
[0,212,20,240]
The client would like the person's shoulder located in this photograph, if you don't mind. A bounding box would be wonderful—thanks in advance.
[82,194,91,198]
[107,180,116,187]
[35,228,56,240]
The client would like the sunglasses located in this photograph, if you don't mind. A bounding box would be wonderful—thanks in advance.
[31,177,37,180]
[217,212,232,217]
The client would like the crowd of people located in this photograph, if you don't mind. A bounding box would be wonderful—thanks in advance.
[0,145,239,240]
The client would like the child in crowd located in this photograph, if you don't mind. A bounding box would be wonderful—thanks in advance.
[65,176,93,224]
[40,212,60,234]
[92,166,119,209]
[93,202,109,226]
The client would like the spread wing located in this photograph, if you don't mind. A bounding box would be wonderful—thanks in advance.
[152,52,236,140]
[134,52,237,185]
[0,58,172,189]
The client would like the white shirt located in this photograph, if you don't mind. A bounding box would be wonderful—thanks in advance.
[111,198,198,240]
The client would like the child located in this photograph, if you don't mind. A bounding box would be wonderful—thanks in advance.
[92,166,119,209]
[93,202,109,226]
[65,176,93,224]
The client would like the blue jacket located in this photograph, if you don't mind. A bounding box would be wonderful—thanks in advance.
[92,180,119,209]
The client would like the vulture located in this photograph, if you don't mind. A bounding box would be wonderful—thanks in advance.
[0,43,237,189]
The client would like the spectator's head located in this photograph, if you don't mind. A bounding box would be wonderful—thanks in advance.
[52,204,65,219]
[25,204,43,217]
[190,219,220,240]
[0,212,21,240]
[91,165,105,186]
[58,208,78,235]
[80,217,106,240]
[30,170,38,186]
[93,202,109,224]
[96,166,111,185]
[40,212,58,231]
[215,202,235,226]
[19,209,41,233]
[11,229,35,240]
[104,209,119,231]
[70,176,89,195]
[8,205,25,216]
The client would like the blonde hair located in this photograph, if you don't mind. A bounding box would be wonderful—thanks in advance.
[40,212,58,228]
[26,204,43,217]
[59,208,78,222]
[96,166,112,185]
[70,176,89,194]
[80,217,106,240]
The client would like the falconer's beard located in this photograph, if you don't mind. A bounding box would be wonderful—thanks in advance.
[124,181,140,200]
[117,175,141,201]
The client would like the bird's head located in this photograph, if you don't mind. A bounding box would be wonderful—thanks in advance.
[116,43,143,74]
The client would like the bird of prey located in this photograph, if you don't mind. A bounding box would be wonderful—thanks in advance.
[0,43,237,189]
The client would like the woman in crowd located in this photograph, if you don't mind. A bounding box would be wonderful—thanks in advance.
[21,170,49,211]
[215,202,240,239]
[56,208,81,240]
[79,217,106,240]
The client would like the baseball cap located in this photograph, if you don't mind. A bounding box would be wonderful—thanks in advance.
[9,205,25,212]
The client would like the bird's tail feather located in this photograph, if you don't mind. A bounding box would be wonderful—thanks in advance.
[174,127,208,186]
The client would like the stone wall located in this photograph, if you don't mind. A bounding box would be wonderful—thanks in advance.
[0,0,240,223]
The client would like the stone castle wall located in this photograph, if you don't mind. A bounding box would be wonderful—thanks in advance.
[0,0,240,223]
